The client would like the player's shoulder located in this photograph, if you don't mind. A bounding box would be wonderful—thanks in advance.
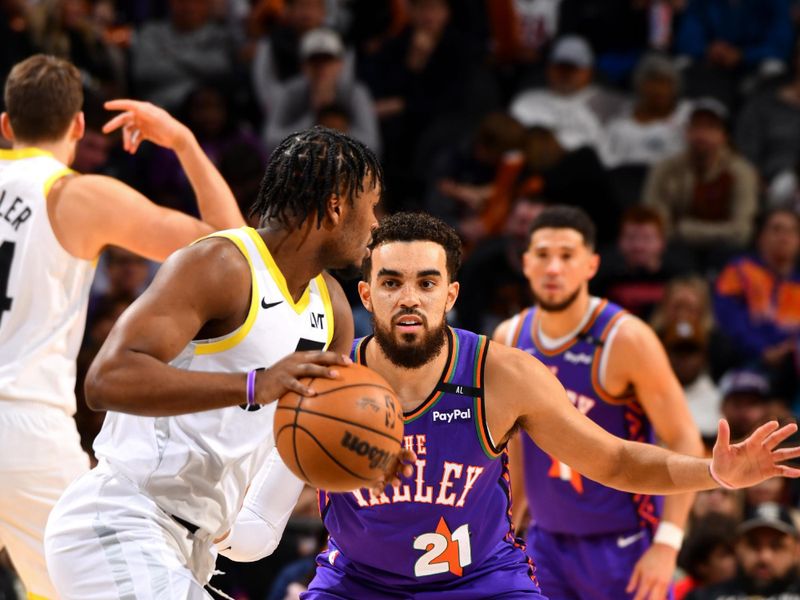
[169,233,251,291]
[491,308,530,344]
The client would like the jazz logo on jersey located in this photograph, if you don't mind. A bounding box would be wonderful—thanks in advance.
[310,312,325,328]
[413,516,472,577]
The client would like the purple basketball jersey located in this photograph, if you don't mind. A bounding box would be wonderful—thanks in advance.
[511,299,663,536]
[317,328,537,589]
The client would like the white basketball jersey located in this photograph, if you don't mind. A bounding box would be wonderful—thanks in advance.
[0,148,93,415]
[93,227,334,538]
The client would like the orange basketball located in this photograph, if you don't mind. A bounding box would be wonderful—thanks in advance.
[274,363,404,492]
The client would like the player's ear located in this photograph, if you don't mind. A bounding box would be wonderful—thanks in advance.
[71,111,85,141]
[323,193,343,228]
[445,281,459,313]
[587,251,600,279]
[0,113,15,142]
[358,280,373,312]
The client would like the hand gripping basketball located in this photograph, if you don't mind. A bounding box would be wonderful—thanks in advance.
[274,363,408,492]
[253,350,353,405]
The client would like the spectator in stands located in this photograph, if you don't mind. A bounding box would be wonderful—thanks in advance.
[592,205,692,319]
[736,40,800,187]
[425,111,525,242]
[661,316,721,447]
[510,35,621,155]
[718,368,772,441]
[643,98,759,266]
[675,0,793,108]
[686,502,800,600]
[143,84,266,214]
[604,53,690,168]
[29,0,126,98]
[713,208,800,394]
[360,0,481,210]
[265,28,379,154]
[456,196,543,334]
[251,0,353,116]
[489,105,619,243]
[675,513,739,600]
[131,0,237,111]
[651,275,739,382]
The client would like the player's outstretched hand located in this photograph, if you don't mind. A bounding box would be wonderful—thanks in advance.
[102,99,191,154]
[254,351,352,404]
[711,419,800,488]
[368,448,417,495]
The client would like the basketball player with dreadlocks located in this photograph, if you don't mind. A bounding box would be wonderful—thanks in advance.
[44,126,412,599]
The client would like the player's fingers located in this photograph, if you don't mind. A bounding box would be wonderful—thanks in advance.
[714,418,731,451]
[285,377,316,397]
[764,423,798,450]
[300,363,341,380]
[777,465,800,478]
[747,420,781,447]
[303,351,352,366]
[625,567,641,594]
[772,446,800,462]
[101,111,131,134]
[130,130,143,154]
[104,99,141,113]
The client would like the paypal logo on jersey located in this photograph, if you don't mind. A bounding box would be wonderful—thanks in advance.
[564,351,593,365]
[432,408,472,424]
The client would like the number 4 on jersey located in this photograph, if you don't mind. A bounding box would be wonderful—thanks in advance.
[413,517,472,577]
[0,241,15,327]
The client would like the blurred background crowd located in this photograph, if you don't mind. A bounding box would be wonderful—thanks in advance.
[2,0,800,598]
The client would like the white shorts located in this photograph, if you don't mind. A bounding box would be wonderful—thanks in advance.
[45,462,217,600]
[0,402,89,599]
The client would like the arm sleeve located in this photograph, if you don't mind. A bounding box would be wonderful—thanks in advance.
[215,448,305,562]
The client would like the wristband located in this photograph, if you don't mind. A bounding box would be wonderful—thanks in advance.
[708,462,737,490]
[246,369,258,408]
[653,521,684,551]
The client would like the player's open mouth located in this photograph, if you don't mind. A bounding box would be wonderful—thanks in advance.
[395,317,423,330]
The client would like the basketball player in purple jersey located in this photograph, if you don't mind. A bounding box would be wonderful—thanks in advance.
[493,205,704,600]
[302,212,800,600]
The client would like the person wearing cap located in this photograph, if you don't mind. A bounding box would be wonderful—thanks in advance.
[686,502,800,599]
[714,208,800,402]
[719,369,774,442]
[604,53,692,168]
[642,97,759,267]
[264,27,380,155]
[510,35,621,156]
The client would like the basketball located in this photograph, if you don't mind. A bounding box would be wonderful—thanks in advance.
[274,363,404,492]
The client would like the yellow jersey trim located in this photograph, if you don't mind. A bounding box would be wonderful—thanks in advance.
[0,147,53,160]
[244,227,311,315]
[43,167,75,196]
[194,231,259,355]
[317,273,334,349]
[27,593,51,600]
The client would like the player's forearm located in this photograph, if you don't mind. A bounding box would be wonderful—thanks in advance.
[606,441,717,495]
[85,349,250,416]
[659,432,705,528]
[173,132,245,231]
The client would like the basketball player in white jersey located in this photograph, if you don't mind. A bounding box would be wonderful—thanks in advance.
[44,126,412,599]
[0,54,246,599]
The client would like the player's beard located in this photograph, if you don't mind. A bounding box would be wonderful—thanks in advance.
[372,309,447,369]
[534,286,581,313]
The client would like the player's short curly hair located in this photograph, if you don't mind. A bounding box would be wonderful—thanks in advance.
[363,212,462,282]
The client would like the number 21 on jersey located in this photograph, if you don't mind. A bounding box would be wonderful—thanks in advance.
[413,516,472,577]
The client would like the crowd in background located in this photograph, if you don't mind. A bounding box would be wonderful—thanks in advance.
[2,0,800,598]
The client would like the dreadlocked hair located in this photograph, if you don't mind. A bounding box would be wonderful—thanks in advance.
[250,126,384,229]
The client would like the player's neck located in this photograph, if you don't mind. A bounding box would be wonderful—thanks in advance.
[366,336,450,414]
[537,291,592,340]
[13,139,73,165]
[259,228,326,303]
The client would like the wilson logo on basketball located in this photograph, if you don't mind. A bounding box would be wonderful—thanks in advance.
[341,430,396,470]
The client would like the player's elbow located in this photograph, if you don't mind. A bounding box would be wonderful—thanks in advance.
[84,356,118,411]
[217,511,284,562]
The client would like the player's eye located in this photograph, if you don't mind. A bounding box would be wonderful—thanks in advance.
[420,280,435,289]
[382,279,398,288]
